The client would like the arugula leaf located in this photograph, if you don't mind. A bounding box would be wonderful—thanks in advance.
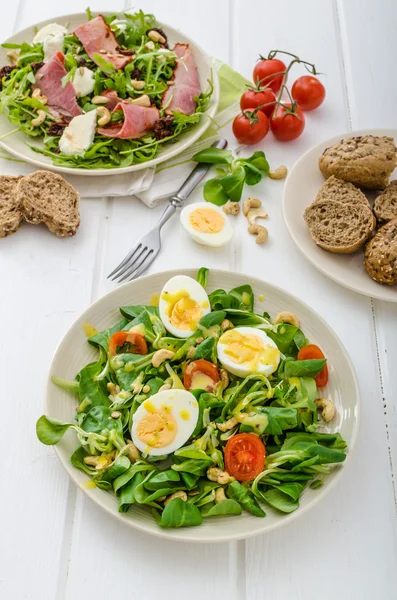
[93,53,116,75]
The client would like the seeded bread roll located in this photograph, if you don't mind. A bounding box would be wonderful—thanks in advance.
[17,170,80,237]
[314,175,370,207]
[364,217,397,285]
[319,135,397,190]
[373,180,397,223]
[0,175,23,237]
[304,200,376,254]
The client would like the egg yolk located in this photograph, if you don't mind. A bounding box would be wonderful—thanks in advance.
[162,289,202,331]
[189,208,224,234]
[220,330,280,372]
[136,408,177,448]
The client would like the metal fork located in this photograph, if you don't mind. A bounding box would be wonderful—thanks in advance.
[108,139,228,283]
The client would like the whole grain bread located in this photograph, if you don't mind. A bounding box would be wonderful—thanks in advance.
[304,199,376,253]
[319,135,397,190]
[0,175,23,238]
[314,175,370,207]
[364,217,397,285]
[17,170,80,237]
[373,180,397,222]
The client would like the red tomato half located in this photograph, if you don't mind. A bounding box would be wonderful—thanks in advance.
[253,58,287,93]
[184,359,220,391]
[108,331,148,357]
[270,103,305,141]
[240,87,277,117]
[225,433,266,482]
[291,76,325,111]
[297,344,329,387]
[232,110,269,145]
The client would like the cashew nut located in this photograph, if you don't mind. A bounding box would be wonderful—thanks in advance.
[152,349,175,368]
[274,311,300,327]
[315,398,336,422]
[144,41,155,50]
[215,487,227,504]
[195,337,204,344]
[158,383,172,392]
[148,30,166,44]
[31,110,47,127]
[269,165,288,180]
[243,197,261,216]
[130,79,145,90]
[247,208,268,226]
[127,94,151,107]
[125,440,140,462]
[96,106,111,126]
[216,417,238,432]
[164,490,187,505]
[223,201,240,216]
[221,319,233,331]
[84,450,115,470]
[91,95,109,105]
[32,88,47,105]
[248,224,268,244]
[220,369,229,387]
[207,467,235,485]
[187,346,196,359]
[111,411,121,418]
[7,51,19,66]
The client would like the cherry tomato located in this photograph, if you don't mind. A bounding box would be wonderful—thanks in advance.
[225,433,266,482]
[297,344,329,387]
[253,58,287,93]
[184,359,220,391]
[291,76,325,111]
[270,103,305,141]
[108,331,148,356]
[240,87,276,117]
[232,110,269,145]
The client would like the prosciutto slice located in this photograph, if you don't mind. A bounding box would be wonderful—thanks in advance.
[99,89,121,111]
[34,52,81,117]
[162,44,200,115]
[74,15,132,71]
[97,102,160,139]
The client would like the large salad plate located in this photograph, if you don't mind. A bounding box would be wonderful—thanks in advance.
[0,13,219,176]
[46,269,360,542]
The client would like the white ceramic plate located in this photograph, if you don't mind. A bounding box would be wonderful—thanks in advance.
[46,269,360,542]
[283,128,397,302]
[0,13,219,176]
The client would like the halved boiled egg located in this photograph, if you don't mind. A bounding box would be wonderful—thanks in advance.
[180,202,233,247]
[131,389,199,456]
[159,275,210,338]
[217,326,281,378]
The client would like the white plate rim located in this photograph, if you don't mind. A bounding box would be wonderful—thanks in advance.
[44,268,360,543]
[282,127,397,303]
[0,12,220,176]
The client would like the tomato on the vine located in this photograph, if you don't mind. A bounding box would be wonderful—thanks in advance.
[240,87,276,117]
[270,103,305,141]
[253,58,287,93]
[232,110,269,145]
[291,75,325,111]
[225,433,266,482]
[297,344,329,387]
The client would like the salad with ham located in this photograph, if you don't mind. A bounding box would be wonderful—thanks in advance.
[0,9,212,169]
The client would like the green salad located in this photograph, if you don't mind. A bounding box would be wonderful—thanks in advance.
[0,9,212,169]
[37,268,347,529]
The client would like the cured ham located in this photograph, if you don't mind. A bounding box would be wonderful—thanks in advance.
[97,102,160,139]
[74,15,132,71]
[99,89,121,111]
[34,52,81,117]
[162,44,200,115]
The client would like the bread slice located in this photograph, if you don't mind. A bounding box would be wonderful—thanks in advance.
[314,175,370,207]
[373,180,397,222]
[0,175,23,238]
[304,200,376,253]
[17,170,80,237]
[364,217,397,285]
[319,135,397,190]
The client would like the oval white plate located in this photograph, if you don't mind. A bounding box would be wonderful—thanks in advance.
[46,269,360,542]
[283,128,397,302]
[0,12,219,176]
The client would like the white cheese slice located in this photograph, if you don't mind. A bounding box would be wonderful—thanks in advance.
[33,23,68,44]
[72,67,95,98]
[43,32,64,61]
[59,110,97,156]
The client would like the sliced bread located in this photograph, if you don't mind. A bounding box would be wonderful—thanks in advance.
[0,175,23,238]
[314,175,370,207]
[319,135,397,190]
[364,217,397,285]
[17,170,80,237]
[373,180,397,222]
[304,200,376,253]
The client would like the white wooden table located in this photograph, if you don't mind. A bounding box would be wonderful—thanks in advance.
[1,1,396,598]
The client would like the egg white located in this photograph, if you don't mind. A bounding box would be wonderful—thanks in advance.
[217,326,281,378]
[131,389,199,456]
[180,202,233,247]
[159,275,210,338]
